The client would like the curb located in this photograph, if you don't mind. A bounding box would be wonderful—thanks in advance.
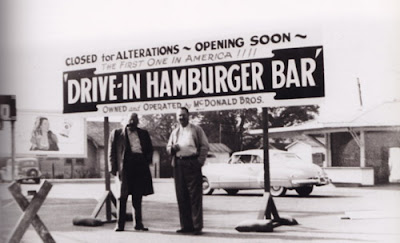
[45,178,173,184]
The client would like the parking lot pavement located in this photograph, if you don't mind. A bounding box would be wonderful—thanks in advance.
[1,179,400,243]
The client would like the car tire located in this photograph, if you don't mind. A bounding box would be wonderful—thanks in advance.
[202,177,214,195]
[295,186,313,197]
[270,186,287,197]
[224,189,239,195]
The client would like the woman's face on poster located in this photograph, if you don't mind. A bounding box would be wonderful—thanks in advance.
[40,119,49,131]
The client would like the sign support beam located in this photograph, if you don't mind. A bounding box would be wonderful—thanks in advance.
[257,108,298,227]
[11,120,16,180]
[104,116,112,221]
[262,107,271,192]
[87,117,117,223]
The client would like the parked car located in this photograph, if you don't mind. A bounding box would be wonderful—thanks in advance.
[0,158,41,184]
[202,149,330,196]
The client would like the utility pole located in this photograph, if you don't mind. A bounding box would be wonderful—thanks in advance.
[219,124,222,143]
[357,77,363,108]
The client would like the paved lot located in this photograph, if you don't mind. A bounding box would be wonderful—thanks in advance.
[1,179,400,243]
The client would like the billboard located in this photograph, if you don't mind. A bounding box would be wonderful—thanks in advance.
[0,110,86,158]
[63,31,325,115]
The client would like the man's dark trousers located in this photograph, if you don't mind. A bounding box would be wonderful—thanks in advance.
[174,157,203,230]
[117,152,147,229]
[117,195,143,229]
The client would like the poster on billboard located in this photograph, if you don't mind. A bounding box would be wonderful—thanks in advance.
[0,110,86,158]
[62,30,325,115]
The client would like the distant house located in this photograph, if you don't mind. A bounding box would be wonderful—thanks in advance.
[86,121,168,178]
[250,101,400,186]
[85,121,121,178]
[38,121,169,179]
[84,128,233,178]
[37,123,234,179]
[285,138,326,166]
[206,143,232,164]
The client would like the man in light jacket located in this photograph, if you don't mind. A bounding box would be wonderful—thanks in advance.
[167,107,209,235]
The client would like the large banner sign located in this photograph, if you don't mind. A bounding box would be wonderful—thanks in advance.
[63,32,325,115]
[0,111,86,157]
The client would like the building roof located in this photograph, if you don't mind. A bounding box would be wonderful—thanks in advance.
[209,143,232,153]
[87,121,166,147]
[285,138,324,149]
[249,101,400,137]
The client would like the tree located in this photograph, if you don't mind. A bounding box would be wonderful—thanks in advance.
[140,114,177,142]
[199,109,259,152]
[268,106,319,128]
[140,105,319,152]
[251,105,320,149]
[200,105,319,151]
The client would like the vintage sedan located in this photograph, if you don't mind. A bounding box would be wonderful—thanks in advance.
[0,158,41,184]
[202,149,330,196]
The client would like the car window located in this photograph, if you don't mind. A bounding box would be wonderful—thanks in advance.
[230,154,262,164]
[230,155,251,164]
[239,155,252,164]
[251,155,262,164]
[230,156,240,164]
[21,161,36,167]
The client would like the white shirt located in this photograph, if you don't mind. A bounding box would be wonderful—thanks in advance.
[176,125,197,157]
[127,130,142,153]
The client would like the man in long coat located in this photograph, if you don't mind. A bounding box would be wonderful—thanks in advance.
[109,113,154,231]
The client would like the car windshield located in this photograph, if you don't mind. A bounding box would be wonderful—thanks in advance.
[7,159,37,167]
[21,160,36,166]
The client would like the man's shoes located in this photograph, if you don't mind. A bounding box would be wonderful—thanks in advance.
[176,228,194,233]
[114,227,124,232]
[193,229,202,235]
[134,225,149,231]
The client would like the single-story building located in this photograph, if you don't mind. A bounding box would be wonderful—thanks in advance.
[285,138,326,166]
[85,121,169,178]
[206,143,232,164]
[250,101,400,186]
[37,121,169,179]
[38,122,233,179]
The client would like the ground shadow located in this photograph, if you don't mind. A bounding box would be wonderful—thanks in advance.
[207,193,357,199]
[154,229,368,242]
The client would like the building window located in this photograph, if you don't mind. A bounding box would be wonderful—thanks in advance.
[65,159,72,165]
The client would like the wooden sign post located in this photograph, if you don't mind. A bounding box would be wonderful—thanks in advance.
[90,117,117,223]
[7,181,55,243]
[257,108,298,227]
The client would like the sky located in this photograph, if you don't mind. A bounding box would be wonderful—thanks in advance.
[0,0,399,119]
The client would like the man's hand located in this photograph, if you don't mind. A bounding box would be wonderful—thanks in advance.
[172,144,180,153]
